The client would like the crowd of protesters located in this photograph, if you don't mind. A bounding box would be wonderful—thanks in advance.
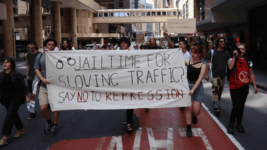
[0,29,259,145]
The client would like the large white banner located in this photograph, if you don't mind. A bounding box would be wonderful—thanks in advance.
[46,49,191,111]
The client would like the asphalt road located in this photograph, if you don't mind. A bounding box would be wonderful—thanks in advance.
[0,60,267,150]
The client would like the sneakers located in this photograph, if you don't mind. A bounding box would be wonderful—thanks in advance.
[192,115,198,125]
[0,137,8,145]
[50,125,57,136]
[44,123,53,134]
[227,123,234,135]
[28,113,36,120]
[236,124,245,133]
[215,108,221,116]
[186,125,192,137]
[14,129,25,137]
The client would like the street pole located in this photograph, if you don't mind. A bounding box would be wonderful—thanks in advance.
[177,1,179,43]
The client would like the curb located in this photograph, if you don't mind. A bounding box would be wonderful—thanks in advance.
[250,83,267,91]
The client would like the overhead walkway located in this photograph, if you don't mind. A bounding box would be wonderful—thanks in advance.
[93,8,181,24]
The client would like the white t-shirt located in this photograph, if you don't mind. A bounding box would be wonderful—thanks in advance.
[184,51,192,72]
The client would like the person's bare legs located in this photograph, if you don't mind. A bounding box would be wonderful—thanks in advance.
[40,104,51,120]
[185,105,193,125]
[52,111,59,124]
[192,101,201,117]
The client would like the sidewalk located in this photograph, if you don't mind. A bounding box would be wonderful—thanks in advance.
[202,59,267,91]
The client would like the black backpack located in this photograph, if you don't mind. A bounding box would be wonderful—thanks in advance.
[227,57,251,82]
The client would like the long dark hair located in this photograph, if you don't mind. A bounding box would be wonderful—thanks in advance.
[215,37,226,50]
[3,57,16,75]
[62,39,72,50]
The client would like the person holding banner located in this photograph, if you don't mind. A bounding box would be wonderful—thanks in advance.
[117,37,135,133]
[146,38,162,49]
[34,38,60,136]
[62,40,72,51]
[183,46,206,137]
[0,57,29,145]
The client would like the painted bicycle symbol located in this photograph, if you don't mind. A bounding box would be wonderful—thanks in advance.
[239,71,249,83]
[56,57,76,69]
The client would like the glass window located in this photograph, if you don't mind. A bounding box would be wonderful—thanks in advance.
[136,12,141,16]
[114,12,119,17]
[157,12,161,16]
[186,1,188,18]
[93,13,97,17]
[130,12,135,16]
[162,12,166,16]
[119,12,124,16]
[104,13,108,17]
[99,13,103,17]
[167,11,171,16]
[152,12,155,16]
[141,12,145,16]
[173,11,177,16]
[147,12,150,16]
[110,12,113,17]
[125,12,130,17]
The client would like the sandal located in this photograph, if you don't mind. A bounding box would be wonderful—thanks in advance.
[14,129,25,138]
[127,124,133,133]
[0,137,8,145]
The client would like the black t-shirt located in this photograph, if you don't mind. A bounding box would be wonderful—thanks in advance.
[27,51,40,80]
[2,73,16,98]
[207,49,230,76]
[146,45,162,49]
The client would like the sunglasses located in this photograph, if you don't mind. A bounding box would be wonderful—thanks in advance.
[220,41,225,43]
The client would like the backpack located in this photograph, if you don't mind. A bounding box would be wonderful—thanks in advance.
[227,57,251,82]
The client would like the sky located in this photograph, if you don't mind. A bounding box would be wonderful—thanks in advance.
[146,0,153,4]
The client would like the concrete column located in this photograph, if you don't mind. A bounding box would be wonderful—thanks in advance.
[33,0,43,47]
[70,8,77,47]
[53,2,61,45]
[2,0,15,58]
[101,37,104,45]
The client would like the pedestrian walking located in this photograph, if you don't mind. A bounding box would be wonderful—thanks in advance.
[182,46,206,137]
[205,37,230,116]
[62,39,72,50]
[25,39,40,120]
[117,37,134,133]
[34,38,59,136]
[0,57,29,145]
[227,44,258,134]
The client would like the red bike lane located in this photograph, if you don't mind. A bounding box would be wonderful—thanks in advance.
[49,106,242,150]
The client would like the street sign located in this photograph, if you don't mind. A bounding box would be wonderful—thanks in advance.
[167,19,196,34]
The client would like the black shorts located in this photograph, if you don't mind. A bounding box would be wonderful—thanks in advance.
[28,80,33,93]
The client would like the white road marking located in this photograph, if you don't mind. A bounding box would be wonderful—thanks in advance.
[107,136,123,150]
[133,127,142,150]
[95,137,106,150]
[179,128,213,150]
[147,128,173,150]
